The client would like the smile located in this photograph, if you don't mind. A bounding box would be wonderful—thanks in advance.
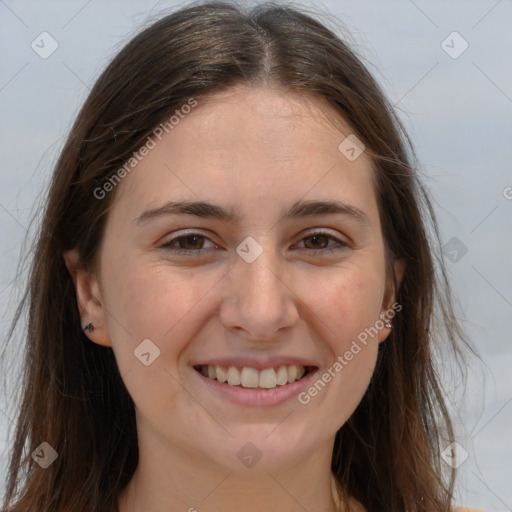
[193,364,315,390]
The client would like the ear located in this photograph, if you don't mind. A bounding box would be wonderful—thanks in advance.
[63,248,112,347]
[378,258,406,343]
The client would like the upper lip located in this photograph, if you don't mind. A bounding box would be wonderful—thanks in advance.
[192,357,318,371]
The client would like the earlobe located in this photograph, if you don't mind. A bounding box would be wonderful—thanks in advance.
[62,249,112,348]
[378,258,406,344]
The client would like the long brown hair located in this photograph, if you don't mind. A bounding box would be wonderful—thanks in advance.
[1,1,469,511]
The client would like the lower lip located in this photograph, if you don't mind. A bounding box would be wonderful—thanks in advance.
[192,367,319,406]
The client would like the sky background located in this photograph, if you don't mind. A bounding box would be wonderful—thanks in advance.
[0,0,511,510]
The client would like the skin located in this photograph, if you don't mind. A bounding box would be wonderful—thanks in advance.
[64,85,404,512]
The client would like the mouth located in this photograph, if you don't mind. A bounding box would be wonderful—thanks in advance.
[193,364,316,390]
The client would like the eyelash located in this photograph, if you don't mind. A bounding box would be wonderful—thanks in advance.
[160,231,348,256]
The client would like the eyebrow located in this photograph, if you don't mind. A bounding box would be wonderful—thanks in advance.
[134,199,371,227]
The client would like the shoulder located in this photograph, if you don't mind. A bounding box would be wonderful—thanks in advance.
[457,508,486,512]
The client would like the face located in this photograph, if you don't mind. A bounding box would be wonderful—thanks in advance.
[66,85,400,475]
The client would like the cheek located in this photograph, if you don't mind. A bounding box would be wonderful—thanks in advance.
[100,263,210,423]
[301,261,385,348]
[101,258,226,372]
[293,262,384,414]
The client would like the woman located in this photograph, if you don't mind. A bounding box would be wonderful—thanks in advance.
[1,1,478,511]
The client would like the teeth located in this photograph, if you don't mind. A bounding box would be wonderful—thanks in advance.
[259,368,277,388]
[216,365,227,383]
[199,364,308,389]
[227,366,240,386]
[241,367,259,388]
[287,365,298,383]
[276,366,288,385]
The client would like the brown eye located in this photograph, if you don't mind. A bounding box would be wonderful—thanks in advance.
[161,232,217,255]
[175,235,205,250]
[303,234,330,249]
[295,232,347,254]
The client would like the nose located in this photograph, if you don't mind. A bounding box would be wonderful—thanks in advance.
[219,241,299,342]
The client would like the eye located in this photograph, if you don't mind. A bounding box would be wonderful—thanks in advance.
[160,232,217,255]
[294,232,348,254]
[160,230,348,256]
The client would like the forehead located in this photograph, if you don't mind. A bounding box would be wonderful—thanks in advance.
[172,86,364,161]
[109,85,378,225]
